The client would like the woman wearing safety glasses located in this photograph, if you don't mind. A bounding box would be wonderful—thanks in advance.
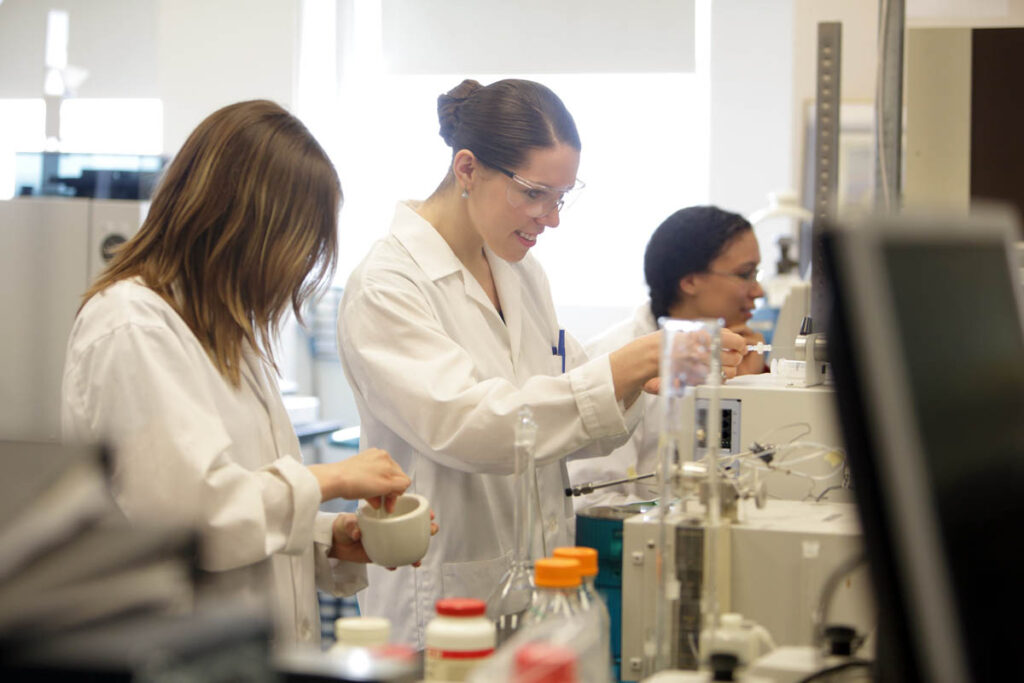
[569,205,769,509]
[336,79,746,647]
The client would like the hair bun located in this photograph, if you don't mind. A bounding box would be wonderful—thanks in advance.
[437,79,482,147]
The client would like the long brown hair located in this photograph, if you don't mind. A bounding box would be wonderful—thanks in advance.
[83,99,340,386]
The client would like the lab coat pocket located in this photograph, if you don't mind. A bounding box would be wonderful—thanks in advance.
[441,551,511,601]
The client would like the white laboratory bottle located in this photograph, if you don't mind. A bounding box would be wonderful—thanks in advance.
[553,547,612,672]
[521,558,581,626]
[700,613,778,667]
[424,598,496,682]
[329,616,390,654]
[700,613,753,665]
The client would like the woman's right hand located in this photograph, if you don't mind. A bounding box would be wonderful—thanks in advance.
[309,448,410,512]
[608,331,662,408]
[609,328,748,403]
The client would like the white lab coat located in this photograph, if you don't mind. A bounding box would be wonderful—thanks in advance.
[61,278,367,648]
[568,303,661,510]
[338,201,641,647]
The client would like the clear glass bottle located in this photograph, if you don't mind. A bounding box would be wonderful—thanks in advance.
[521,557,581,626]
[485,406,540,644]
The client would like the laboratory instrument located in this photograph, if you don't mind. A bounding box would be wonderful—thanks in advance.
[0,195,149,441]
[649,318,726,674]
[574,502,653,681]
[620,499,872,680]
[688,374,847,502]
[824,207,1024,682]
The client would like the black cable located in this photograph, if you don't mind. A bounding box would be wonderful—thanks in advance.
[795,659,873,683]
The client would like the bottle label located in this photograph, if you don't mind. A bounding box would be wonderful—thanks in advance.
[424,648,494,681]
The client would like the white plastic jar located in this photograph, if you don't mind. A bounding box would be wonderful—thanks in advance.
[425,598,496,682]
[330,616,390,654]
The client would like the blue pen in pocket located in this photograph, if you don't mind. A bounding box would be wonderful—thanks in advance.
[553,329,565,373]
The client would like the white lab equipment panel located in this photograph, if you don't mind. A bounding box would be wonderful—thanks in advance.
[0,197,147,441]
[688,377,846,503]
[620,501,873,679]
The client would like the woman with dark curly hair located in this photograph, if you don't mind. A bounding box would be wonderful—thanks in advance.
[569,205,767,507]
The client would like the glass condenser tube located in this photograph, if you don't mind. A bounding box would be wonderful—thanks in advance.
[650,318,723,673]
[485,405,539,644]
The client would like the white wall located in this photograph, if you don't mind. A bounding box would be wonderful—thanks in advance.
[708,0,795,216]
[0,0,302,156]
[707,0,796,274]
[0,0,159,98]
[156,0,301,154]
[380,0,696,74]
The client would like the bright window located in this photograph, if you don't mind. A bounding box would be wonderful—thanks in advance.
[0,98,163,199]
[327,72,706,308]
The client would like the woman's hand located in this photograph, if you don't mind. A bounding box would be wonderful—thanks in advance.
[639,327,747,394]
[329,511,440,569]
[309,448,410,512]
[720,328,746,378]
[728,323,768,376]
[609,331,662,407]
[329,513,370,563]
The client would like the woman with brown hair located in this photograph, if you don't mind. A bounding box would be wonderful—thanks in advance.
[61,100,412,648]
[337,79,745,647]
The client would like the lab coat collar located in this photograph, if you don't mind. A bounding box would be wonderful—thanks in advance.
[390,201,525,366]
[391,201,500,320]
[635,300,658,333]
[390,201,463,282]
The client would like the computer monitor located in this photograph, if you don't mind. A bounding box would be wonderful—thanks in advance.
[823,208,1024,683]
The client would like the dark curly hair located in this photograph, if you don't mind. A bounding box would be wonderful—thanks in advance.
[644,206,752,319]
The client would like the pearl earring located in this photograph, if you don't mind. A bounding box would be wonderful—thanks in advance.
[461,188,469,199]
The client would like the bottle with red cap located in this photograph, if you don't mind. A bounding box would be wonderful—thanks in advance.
[425,598,496,682]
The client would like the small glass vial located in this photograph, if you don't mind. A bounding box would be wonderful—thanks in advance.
[425,598,496,682]
[330,616,390,654]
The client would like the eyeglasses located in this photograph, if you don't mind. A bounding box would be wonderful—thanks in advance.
[476,156,585,218]
[706,268,761,284]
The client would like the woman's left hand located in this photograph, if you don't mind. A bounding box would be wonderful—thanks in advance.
[329,511,440,568]
[329,513,370,563]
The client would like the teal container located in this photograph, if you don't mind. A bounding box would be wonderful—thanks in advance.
[575,502,654,682]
